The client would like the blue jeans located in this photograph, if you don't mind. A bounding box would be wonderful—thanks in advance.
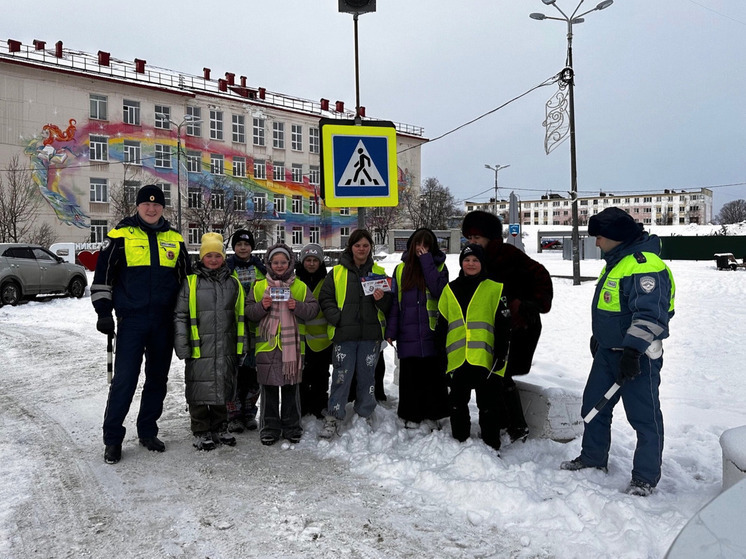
[580,346,664,486]
[326,340,380,420]
[103,311,174,445]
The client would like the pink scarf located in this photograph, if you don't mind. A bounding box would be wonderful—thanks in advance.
[259,275,302,382]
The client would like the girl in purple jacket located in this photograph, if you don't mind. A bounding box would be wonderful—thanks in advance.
[385,228,450,429]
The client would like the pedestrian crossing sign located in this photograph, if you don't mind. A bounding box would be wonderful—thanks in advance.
[320,121,398,207]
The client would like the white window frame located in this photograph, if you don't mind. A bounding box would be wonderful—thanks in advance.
[210,109,223,140]
[188,187,203,209]
[123,140,141,165]
[274,194,286,214]
[254,193,267,214]
[275,225,286,244]
[211,188,225,210]
[89,135,109,161]
[291,124,303,151]
[234,190,246,212]
[90,94,107,120]
[309,166,320,185]
[309,127,319,154]
[186,150,201,173]
[254,159,266,180]
[233,157,246,178]
[155,183,172,207]
[154,105,170,129]
[154,144,171,168]
[339,207,350,216]
[273,122,285,149]
[89,178,108,202]
[291,164,303,183]
[232,114,245,143]
[253,117,265,146]
[273,162,285,182]
[188,225,203,245]
[309,226,320,244]
[123,99,140,126]
[90,219,108,243]
[210,153,224,175]
[292,195,303,214]
[340,226,350,237]
[186,106,202,136]
[309,199,320,215]
[292,227,303,246]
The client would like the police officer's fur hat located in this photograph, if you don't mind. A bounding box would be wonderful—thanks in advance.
[461,211,502,240]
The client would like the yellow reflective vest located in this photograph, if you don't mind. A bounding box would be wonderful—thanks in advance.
[108,226,183,268]
[304,281,332,352]
[327,263,388,340]
[438,279,507,376]
[186,272,245,359]
[253,279,308,355]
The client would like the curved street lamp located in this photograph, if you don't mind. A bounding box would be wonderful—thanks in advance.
[530,0,613,285]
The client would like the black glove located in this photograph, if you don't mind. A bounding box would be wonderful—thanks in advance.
[618,347,641,383]
[519,300,541,327]
[589,335,599,357]
[96,315,115,335]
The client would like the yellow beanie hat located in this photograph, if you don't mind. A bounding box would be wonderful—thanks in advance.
[199,232,225,260]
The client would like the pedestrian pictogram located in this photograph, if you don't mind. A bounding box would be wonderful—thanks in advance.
[339,141,384,186]
[320,120,398,208]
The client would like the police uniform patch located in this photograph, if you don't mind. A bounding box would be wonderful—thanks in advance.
[166,250,175,260]
[639,275,656,293]
[603,291,612,303]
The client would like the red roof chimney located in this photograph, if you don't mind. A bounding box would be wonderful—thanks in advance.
[7,39,21,53]
[134,58,146,73]
[98,51,110,66]
[55,41,63,58]
[203,67,211,80]
[33,40,46,51]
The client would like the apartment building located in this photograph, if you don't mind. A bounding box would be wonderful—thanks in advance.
[465,188,713,226]
[0,38,425,249]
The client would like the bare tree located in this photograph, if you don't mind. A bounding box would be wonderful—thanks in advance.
[716,199,746,225]
[108,164,143,223]
[0,155,42,242]
[402,177,463,231]
[365,205,400,245]
[28,222,58,247]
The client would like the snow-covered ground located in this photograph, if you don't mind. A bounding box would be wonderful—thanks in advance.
[1,227,745,558]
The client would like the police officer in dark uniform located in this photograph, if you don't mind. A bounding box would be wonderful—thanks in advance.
[91,185,190,464]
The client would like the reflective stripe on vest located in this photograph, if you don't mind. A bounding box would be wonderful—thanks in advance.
[437,280,506,376]
[187,272,245,359]
[394,261,444,330]
[327,263,388,340]
[305,280,332,351]
[596,252,676,313]
[108,226,183,268]
[253,279,308,354]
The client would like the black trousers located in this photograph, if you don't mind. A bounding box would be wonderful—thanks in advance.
[448,364,503,451]
[397,356,449,423]
[299,345,332,418]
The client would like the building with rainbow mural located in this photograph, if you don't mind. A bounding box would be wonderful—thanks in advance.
[0,37,426,250]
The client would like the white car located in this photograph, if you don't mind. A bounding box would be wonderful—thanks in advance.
[0,243,88,306]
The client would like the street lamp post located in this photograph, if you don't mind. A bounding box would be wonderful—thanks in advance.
[530,0,613,286]
[157,113,202,233]
[484,164,510,218]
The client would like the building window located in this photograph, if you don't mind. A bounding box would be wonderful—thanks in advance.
[89,135,108,161]
[339,207,350,216]
[188,187,203,209]
[275,225,286,244]
[186,150,201,173]
[186,106,202,136]
[91,219,108,243]
[291,164,303,183]
[340,226,350,237]
[123,140,141,165]
[124,180,140,205]
[90,178,108,202]
[291,124,303,151]
[309,226,320,244]
[90,94,107,120]
[273,162,285,182]
[253,118,265,146]
[309,199,320,215]
[292,227,303,246]
[211,188,225,210]
[154,144,171,168]
[232,114,245,143]
[188,225,203,245]
[274,195,285,214]
[156,183,171,207]
[210,154,224,175]
[234,189,246,212]
[210,110,223,140]
[309,127,320,154]
[643,196,652,203]
[154,105,170,129]
[273,122,285,149]
[292,195,303,214]
[254,159,266,180]
[254,193,267,214]
[309,166,320,185]
[123,100,140,126]
[233,157,246,178]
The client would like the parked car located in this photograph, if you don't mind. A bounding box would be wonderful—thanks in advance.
[0,243,88,306]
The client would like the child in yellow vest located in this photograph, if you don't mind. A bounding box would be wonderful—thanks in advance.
[437,244,511,453]
[245,243,319,445]
[173,233,246,451]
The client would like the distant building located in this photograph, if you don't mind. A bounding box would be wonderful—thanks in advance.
[465,188,713,226]
[0,38,426,249]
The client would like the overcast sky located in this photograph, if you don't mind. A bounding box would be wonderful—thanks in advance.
[3,0,744,214]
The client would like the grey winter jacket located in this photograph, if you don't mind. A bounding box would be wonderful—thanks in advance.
[173,263,245,405]
[244,277,319,386]
[319,252,392,343]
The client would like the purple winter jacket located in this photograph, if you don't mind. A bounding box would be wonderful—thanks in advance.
[385,249,449,359]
